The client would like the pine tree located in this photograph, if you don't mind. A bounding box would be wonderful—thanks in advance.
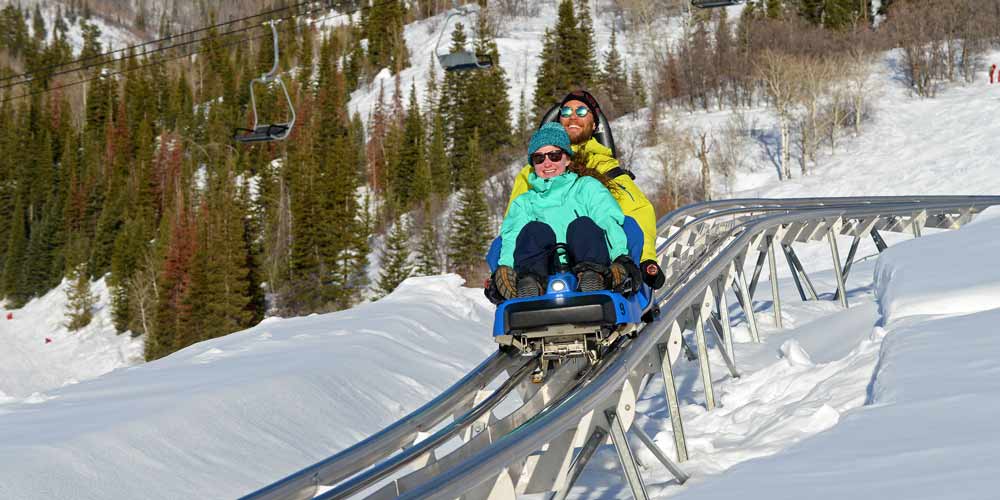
[362,0,409,72]
[515,87,530,145]
[427,110,450,198]
[630,65,648,109]
[148,191,196,361]
[466,5,512,159]
[375,216,413,297]
[65,263,95,331]
[2,196,30,306]
[574,0,599,84]
[440,23,474,187]
[532,0,598,121]
[600,29,630,118]
[404,83,431,207]
[415,209,441,277]
[367,81,389,195]
[31,4,46,42]
[447,131,490,282]
[766,0,783,18]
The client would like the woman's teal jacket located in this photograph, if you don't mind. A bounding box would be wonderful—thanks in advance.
[498,171,629,268]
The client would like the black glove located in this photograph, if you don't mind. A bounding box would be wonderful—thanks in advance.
[609,256,642,296]
[484,266,517,304]
[484,277,504,305]
[640,260,665,289]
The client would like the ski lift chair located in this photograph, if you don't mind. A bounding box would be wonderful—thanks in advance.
[233,22,296,143]
[434,5,494,73]
[691,0,744,8]
[538,101,618,159]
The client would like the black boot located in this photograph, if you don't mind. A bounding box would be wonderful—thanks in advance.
[573,262,608,293]
[516,273,545,298]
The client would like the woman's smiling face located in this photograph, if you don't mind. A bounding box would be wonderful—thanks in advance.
[532,145,569,179]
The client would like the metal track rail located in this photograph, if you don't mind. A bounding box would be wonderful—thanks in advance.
[241,351,520,500]
[243,196,1000,500]
[389,197,1000,499]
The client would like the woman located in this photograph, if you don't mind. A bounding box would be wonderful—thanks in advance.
[488,123,642,301]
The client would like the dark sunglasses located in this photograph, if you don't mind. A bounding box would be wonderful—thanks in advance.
[559,105,590,118]
[531,150,566,165]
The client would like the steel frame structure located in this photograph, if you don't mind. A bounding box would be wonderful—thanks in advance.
[241,196,1000,500]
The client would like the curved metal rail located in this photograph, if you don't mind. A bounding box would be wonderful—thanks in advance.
[390,197,1000,499]
[243,196,1000,500]
[240,351,519,500]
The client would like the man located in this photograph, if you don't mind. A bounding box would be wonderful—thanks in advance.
[503,90,664,290]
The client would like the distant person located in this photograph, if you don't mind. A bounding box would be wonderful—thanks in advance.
[503,90,665,290]
[991,64,997,84]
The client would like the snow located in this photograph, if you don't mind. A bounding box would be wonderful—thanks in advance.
[0,275,495,499]
[0,278,142,403]
[874,206,1000,324]
[2,4,1000,499]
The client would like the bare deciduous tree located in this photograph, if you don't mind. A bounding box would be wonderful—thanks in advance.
[755,50,803,180]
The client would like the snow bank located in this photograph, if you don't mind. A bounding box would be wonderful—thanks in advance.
[874,206,1000,324]
[0,275,496,500]
[0,278,142,400]
[666,304,1000,500]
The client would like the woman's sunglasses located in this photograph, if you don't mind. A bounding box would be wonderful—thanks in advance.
[531,150,566,165]
[559,105,590,118]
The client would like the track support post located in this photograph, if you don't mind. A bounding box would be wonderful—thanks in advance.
[693,297,717,410]
[766,235,783,329]
[828,226,849,308]
[549,426,607,500]
[734,263,761,343]
[605,409,649,500]
[657,321,688,462]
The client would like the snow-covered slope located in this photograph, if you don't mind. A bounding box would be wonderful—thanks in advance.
[0,278,142,403]
[2,4,1000,498]
[0,275,495,499]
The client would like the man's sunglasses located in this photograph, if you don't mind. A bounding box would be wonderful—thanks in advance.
[531,150,566,165]
[559,105,590,118]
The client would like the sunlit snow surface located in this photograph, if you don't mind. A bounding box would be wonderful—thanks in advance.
[0,275,495,499]
[3,1,1000,497]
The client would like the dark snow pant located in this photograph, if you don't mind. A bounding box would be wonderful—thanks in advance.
[512,217,611,278]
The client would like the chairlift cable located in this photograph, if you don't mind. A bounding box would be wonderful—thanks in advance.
[0,0,403,88]
[0,0,325,87]
[0,7,346,105]
[0,21,271,92]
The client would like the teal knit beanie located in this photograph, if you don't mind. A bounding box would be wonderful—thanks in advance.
[528,123,573,165]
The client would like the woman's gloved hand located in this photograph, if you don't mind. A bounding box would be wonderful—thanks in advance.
[640,260,665,289]
[609,256,643,296]
[484,265,517,304]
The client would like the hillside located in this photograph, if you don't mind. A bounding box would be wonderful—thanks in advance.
[1,28,999,496]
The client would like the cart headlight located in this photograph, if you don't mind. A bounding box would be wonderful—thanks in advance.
[550,279,567,293]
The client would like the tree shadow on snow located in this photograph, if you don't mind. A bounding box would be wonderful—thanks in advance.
[751,127,784,180]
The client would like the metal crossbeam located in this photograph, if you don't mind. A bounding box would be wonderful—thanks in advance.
[783,244,819,301]
[632,425,689,485]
